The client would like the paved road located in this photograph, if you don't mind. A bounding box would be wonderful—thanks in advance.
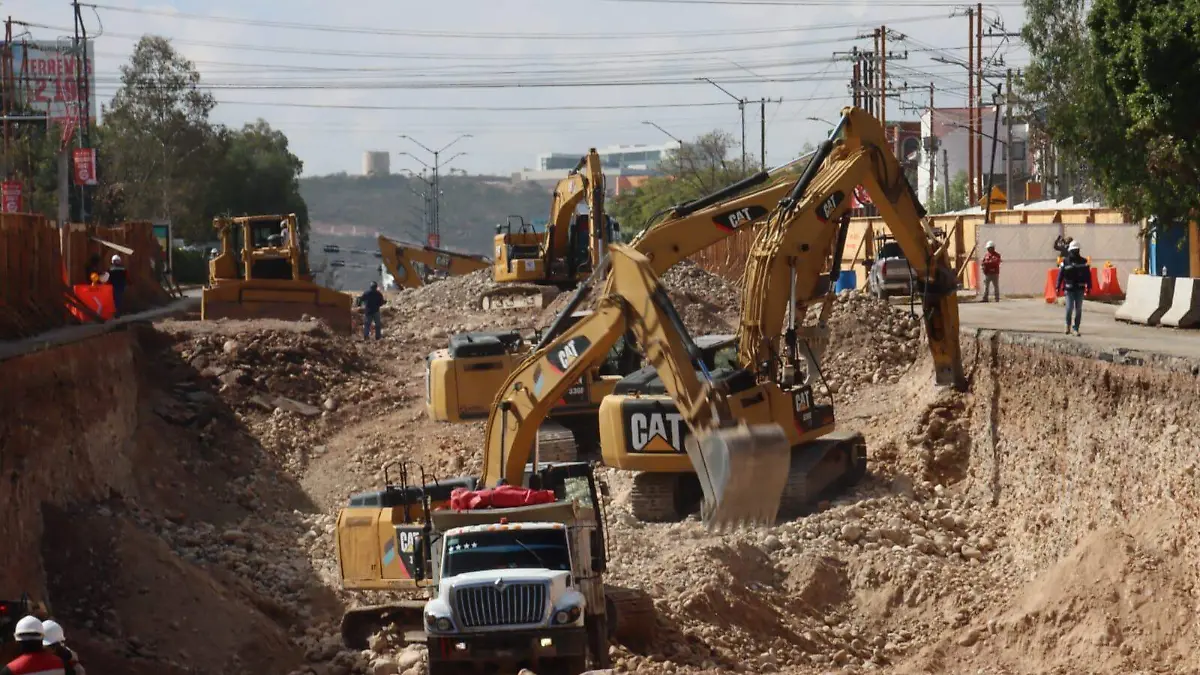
[957,297,1200,361]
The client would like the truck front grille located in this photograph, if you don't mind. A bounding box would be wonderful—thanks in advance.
[453,581,548,628]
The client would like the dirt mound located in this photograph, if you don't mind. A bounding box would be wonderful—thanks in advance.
[822,290,925,398]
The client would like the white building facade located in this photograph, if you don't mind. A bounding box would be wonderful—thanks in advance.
[919,107,1031,208]
[535,141,679,173]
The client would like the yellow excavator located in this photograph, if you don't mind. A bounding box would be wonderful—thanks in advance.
[335,245,790,665]
[377,235,490,289]
[202,214,353,333]
[596,106,966,521]
[482,149,616,310]
[425,152,817,453]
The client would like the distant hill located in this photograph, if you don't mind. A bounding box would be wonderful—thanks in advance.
[299,173,554,255]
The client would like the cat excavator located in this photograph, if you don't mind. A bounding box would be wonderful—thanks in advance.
[482,149,614,310]
[425,152,817,455]
[202,214,353,332]
[377,235,490,289]
[334,244,790,658]
[596,106,966,521]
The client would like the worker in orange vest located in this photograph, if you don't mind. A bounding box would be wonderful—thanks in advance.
[980,241,1002,302]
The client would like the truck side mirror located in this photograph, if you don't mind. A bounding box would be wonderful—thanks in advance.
[424,559,434,580]
[412,538,426,581]
[590,530,607,573]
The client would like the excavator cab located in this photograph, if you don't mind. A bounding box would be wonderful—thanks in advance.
[201,214,353,332]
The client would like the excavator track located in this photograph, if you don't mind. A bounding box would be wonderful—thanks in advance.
[340,601,427,650]
[604,585,657,652]
[479,284,562,311]
[779,431,868,520]
[536,422,579,463]
[628,472,703,523]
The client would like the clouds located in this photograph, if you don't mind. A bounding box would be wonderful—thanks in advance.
[6,0,1027,176]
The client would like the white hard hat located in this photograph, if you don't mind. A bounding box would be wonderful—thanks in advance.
[111,254,122,265]
[42,620,64,646]
[14,615,43,641]
[1068,240,1081,251]
[986,241,995,249]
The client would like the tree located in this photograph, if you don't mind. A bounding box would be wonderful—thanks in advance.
[610,129,757,233]
[101,35,217,240]
[1022,0,1200,221]
[204,120,310,243]
[926,171,969,214]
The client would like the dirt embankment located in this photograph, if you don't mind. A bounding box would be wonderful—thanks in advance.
[0,325,339,674]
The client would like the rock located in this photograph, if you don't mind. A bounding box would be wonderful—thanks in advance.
[223,339,239,354]
[185,390,217,405]
[370,659,400,675]
[274,395,323,418]
[219,369,247,387]
[979,536,995,551]
[841,523,863,543]
[762,535,783,552]
[957,628,982,647]
[397,646,424,670]
[961,545,983,560]
[324,397,339,412]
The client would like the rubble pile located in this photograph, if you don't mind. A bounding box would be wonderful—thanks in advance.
[660,261,741,334]
[820,290,924,397]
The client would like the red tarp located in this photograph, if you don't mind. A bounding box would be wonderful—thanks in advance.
[450,485,556,510]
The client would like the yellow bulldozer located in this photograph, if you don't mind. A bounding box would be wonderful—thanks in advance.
[201,214,353,333]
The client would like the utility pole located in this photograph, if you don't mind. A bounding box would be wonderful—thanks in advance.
[1005,68,1014,207]
[700,78,748,171]
[758,97,781,167]
[928,83,936,204]
[976,1,984,203]
[879,24,887,130]
[967,8,975,204]
[943,149,951,210]
[398,133,470,248]
[852,50,861,107]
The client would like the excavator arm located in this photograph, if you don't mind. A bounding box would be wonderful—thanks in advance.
[481,244,790,528]
[738,107,965,389]
[377,235,490,289]
[546,149,604,263]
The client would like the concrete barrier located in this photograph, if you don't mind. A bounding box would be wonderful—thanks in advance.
[1160,277,1200,328]
[1114,274,1175,325]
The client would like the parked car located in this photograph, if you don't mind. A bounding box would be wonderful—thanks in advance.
[867,235,914,298]
[323,244,340,253]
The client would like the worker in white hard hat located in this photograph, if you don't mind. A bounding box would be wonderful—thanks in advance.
[103,253,129,318]
[980,240,1003,302]
[40,621,82,675]
[1,615,72,675]
[1056,240,1092,336]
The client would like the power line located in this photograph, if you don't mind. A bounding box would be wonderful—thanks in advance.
[602,0,1023,6]
[86,3,948,41]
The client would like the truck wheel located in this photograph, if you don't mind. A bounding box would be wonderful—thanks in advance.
[586,613,611,669]
[551,655,588,675]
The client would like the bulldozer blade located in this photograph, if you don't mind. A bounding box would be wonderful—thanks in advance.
[684,423,791,531]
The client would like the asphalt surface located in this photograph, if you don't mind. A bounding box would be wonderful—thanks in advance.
[958,296,1200,361]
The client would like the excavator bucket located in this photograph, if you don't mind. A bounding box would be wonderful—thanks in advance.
[684,423,791,531]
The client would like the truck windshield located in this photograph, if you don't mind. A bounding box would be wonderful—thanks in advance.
[443,529,571,576]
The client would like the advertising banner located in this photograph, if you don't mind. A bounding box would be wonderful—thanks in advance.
[73,147,98,186]
[1,182,22,213]
[5,39,97,124]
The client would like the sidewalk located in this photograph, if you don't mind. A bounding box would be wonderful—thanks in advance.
[0,292,200,363]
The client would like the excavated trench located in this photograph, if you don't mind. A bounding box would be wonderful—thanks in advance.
[2,315,1200,675]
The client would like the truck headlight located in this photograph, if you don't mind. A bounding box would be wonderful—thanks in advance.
[425,613,454,632]
[552,605,582,625]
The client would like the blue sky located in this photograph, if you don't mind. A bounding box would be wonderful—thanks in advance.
[6,0,1028,177]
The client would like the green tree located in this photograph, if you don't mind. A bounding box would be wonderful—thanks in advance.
[100,35,217,239]
[926,171,969,214]
[204,120,310,243]
[611,129,757,233]
[1022,0,1200,220]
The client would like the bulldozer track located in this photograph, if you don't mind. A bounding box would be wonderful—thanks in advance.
[479,284,561,311]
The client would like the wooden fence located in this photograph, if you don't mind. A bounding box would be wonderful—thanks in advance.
[0,216,170,340]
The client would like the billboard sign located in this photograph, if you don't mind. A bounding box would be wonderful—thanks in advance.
[6,39,97,124]
[72,147,98,186]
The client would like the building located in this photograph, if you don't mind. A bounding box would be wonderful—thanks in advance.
[535,141,679,173]
[511,166,659,196]
[362,151,390,176]
[918,107,1031,210]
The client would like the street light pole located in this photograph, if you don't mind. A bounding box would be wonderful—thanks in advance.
[399,133,471,247]
[699,77,747,172]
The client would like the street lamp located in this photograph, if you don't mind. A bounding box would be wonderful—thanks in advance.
[806,116,835,127]
[699,77,747,171]
[398,134,472,247]
[642,120,682,145]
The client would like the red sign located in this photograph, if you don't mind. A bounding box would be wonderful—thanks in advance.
[850,185,873,209]
[427,233,440,248]
[1,182,22,213]
[72,148,98,186]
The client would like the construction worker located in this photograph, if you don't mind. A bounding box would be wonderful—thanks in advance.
[1056,240,1092,336]
[357,281,386,340]
[1053,234,1074,258]
[980,240,1002,302]
[1,616,72,675]
[102,254,128,318]
[39,622,82,675]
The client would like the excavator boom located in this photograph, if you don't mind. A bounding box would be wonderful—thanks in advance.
[377,235,490,289]
[482,244,791,529]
